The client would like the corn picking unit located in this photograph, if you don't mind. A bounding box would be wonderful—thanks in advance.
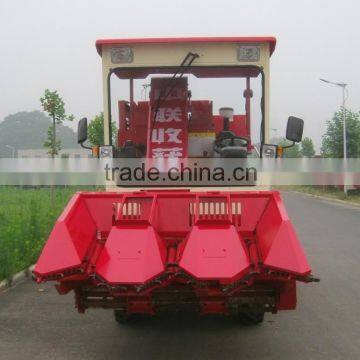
[34,37,317,324]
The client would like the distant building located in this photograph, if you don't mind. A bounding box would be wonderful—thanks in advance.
[18,148,91,158]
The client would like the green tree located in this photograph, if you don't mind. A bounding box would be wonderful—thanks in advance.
[321,108,360,158]
[278,138,302,158]
[40,90,74,157]
[301,137,316,157]
[88,112,117,146]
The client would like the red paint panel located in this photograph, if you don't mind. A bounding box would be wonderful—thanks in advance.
[179,224,250,281]
[188,101,214,132]
[34,194,97,277]
[264,220,311,276]
[95,225,166,284]
[155,197,192,236]
[257,194,311,276]
[256,198,283,259]
[65,197,97,260]
[34,221,82,276]
[213,115,248,138]
[84,196,122,232]
[118,101,149,149]
[236,197,270,233]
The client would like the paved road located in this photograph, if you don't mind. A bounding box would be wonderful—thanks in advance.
[1,192,360,360]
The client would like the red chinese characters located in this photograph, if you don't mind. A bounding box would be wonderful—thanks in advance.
[147,77,188,158]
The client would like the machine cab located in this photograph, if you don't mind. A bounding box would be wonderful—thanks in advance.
[93,37,276,158]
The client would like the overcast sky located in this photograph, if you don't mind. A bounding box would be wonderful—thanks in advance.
[1,0,359,150]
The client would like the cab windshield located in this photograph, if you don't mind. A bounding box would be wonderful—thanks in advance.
[107,65,264,159]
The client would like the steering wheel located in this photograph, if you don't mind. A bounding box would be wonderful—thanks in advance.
[216,131,249,148]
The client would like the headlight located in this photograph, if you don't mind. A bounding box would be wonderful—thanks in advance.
[237,45,260,62]
[110,47,134,63]
[99,146,113,158]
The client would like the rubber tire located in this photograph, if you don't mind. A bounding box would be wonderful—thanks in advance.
[238,311,265,325]
[114,310,132,324]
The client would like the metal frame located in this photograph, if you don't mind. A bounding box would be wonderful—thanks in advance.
[106,65,266,148]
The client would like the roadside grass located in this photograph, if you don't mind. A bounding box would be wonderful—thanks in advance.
[278,185,360,204]
[0,186,98,281]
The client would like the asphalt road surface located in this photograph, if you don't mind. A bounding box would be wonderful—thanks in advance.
[1,192,360,360]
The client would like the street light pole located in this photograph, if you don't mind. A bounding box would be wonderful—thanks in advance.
[320,78,348,195]
[341,84,347,163]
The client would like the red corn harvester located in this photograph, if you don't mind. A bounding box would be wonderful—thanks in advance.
[34,37,318,324]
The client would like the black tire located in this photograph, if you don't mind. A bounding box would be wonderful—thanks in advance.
[114,310,131,324]
[238,310,265,325]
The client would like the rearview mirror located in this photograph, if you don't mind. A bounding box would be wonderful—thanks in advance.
[77,118,88,144]
[286,116,304,143]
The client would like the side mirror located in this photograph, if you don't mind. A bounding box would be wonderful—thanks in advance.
[286,116,304,143]
[77,118,88,144]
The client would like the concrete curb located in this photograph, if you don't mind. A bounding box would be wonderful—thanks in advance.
[287,190,360,209]
[0,264,35,293]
